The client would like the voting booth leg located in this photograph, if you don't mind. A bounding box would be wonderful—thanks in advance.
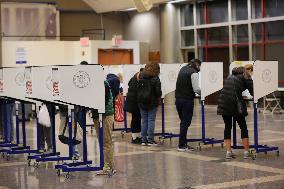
[155,98,180,140]
[201,101,205,143]
[82,108,88,163]
[15,103,20,145]
[51,106,57,154]
[252,103,279,157]
[59,113,104,175]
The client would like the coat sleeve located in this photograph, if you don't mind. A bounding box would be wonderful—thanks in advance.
[154,77,162,97]
[244,77,254,96]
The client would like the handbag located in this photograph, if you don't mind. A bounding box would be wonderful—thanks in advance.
[114,94,124,122]
[38,104,51,127]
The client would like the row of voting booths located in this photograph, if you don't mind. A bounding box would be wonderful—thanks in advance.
[0,60,280,178]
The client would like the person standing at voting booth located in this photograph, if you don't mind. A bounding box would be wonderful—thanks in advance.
[137,63,162,146]
[38,103,54,153]
[175,59,201,152]
[93,80,116,175]
[1,99,15,143]
[217,65,253,160]
[124,68,144,144]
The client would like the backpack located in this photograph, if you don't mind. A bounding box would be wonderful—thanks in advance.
[137,78,153,105]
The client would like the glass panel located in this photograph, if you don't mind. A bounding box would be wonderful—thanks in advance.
[232,0,248,20]
[233,25,248,44]
[180,4,194,27]
[251,0,262,19]
[181,30,194,46]
[198,26,229,45]
[252,44,263,60]
[266,44,284,85]
[197,0,228,25]
[267,21,284,41]
[266,0,284,17]
[252,23,262,42]
[233,46,249,61]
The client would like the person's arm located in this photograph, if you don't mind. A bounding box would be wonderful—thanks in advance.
[154,77,162,97]
[191,73,201,95]
[244,77,254,96]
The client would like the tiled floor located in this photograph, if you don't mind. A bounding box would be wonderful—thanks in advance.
[0,99,283,189]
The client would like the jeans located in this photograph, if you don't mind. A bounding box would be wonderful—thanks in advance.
[39,124,52,150]
[139,107,158,143]
[2,103,14,142]
[175,98,194,148]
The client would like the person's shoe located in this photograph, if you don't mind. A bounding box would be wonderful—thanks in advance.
[38,148,45,153]
[148,141,158,146]
[73,151,80,160]
[45,148,53,154]
[132,137,142,144]
[141,142,148,146]
[243,151,250,159]
[226,151,234,160]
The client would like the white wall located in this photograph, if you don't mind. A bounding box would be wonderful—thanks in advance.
[123,8,160,52]
[2,40,143,67]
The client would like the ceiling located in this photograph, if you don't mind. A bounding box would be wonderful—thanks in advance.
[82,0,175,13]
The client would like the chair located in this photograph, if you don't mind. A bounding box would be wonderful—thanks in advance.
[263,92,283,114]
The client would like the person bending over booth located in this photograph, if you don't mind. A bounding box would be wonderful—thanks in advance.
[217,65,253,160]
[175,59,201,152]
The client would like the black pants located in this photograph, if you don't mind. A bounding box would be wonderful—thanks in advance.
[176,98,194,148]
[222,115,249,140]
[130,110,141,133]
[39,124,52,150]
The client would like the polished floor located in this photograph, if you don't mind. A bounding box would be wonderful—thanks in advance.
[0,98,284,189]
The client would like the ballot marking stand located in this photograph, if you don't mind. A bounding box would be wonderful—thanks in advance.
[153,64,182,141]
[52,65,105,178]
[231,61,279,159]
[186,62,224,148]
[0,67,39,159]
[24,66,72,166]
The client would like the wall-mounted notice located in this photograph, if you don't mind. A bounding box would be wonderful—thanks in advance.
[15,47,27,64]
[201,62,223,101]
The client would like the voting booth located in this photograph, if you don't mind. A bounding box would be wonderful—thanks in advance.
[190,62,224,147]
[0,67,39,157]
[52,64,106,175]
[24,66,72,165]
[251,61,279,157]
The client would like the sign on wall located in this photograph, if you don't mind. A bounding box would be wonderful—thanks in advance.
[201,62,223,101]
[15,47,27,64]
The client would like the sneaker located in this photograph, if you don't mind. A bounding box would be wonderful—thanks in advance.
[38,148,45,153]
[132,137,142,144]
[141,142,148,146]
[243,151,250,159]
[177,145,195,152]
[226,152,234,160]
[148,141,158,146]
[45,148,53,154]
[97,169,117,176]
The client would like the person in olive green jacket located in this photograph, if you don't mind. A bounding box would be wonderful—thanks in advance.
[93,80,116,175]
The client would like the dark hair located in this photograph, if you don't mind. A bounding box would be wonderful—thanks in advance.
[80,61,89,65]
[232,67,244,75]
[144,63,160,77]
[190,59,202,65]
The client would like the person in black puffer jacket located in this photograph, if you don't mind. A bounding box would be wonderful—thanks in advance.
[137,63,162,145]
[124,68,144,144]
[217,65,253,160]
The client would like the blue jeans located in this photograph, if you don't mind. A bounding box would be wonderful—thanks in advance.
[2,103,14,142]
[175,98,194,148]
[139,107,158,143]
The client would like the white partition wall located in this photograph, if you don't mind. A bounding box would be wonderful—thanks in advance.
[253,61,278,103]
[103,65,123,77]
[52,65,105,112]
[25,66,60,103]
[0,67,30,101]
[201,62,223,101]
[122,64,143,96]
[159,63,182,98]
